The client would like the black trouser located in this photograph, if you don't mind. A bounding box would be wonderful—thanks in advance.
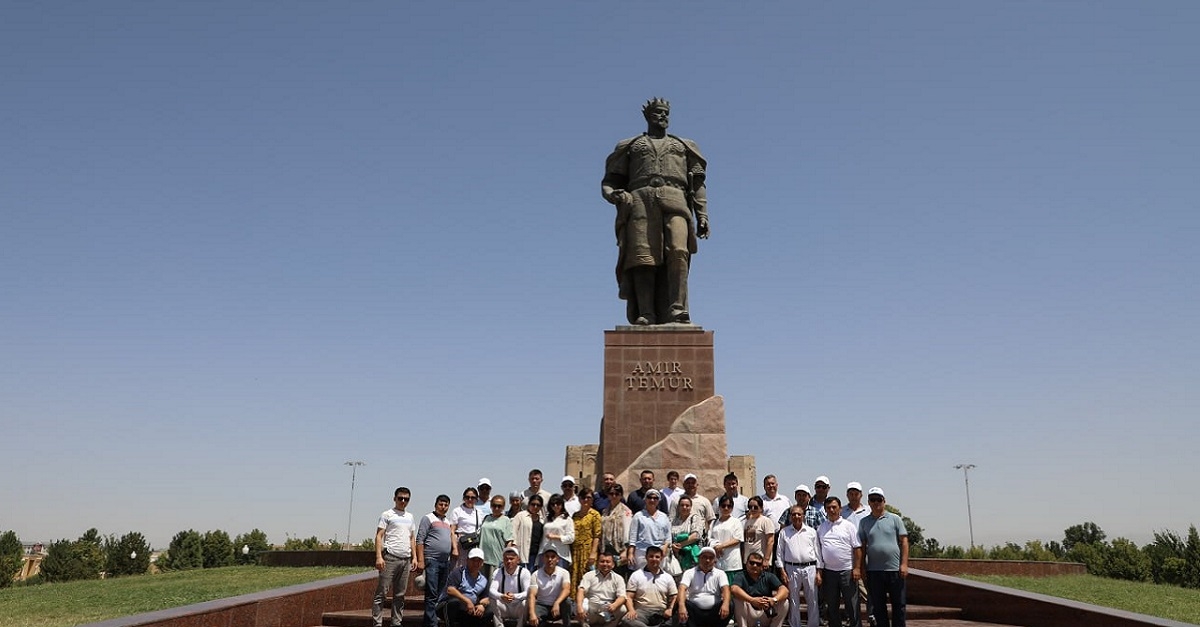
[446,598,492,627]
[819,569,859,627]
[865,571,905,627]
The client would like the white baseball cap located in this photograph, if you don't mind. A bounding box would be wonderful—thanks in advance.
[477,477,492,487]
[868,487,886,499]
[561,475,576,485]
[814,476,831,487]
[467,548,485,560]
[794,484,811,495]
[847,482,863,492]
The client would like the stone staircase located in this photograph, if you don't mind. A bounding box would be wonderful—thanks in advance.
[313,594,1018,627]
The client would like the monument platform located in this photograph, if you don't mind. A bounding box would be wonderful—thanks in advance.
[597,325,727,494]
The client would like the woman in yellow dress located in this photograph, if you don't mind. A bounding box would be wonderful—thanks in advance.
[570,487,603,588]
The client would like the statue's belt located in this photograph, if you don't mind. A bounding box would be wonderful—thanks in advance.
[628,176,687,191]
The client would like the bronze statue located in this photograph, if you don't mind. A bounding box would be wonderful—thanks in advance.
[602,98,709,325]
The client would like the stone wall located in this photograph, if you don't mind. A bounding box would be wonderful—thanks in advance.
[80,571,376,627]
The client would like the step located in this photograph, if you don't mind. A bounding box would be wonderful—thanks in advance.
[321,605,965,627]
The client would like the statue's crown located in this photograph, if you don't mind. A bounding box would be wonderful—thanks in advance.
[642,97,670,113]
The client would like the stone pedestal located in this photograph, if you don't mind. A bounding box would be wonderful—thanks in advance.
[598,325,727,496]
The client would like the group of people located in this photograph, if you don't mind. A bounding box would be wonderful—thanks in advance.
[368,469,908,627]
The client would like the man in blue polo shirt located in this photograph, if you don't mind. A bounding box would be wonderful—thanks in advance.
[857,488,908,627]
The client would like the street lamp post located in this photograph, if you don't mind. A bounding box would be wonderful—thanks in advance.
[345,461,366,550]
[953,463,977,548]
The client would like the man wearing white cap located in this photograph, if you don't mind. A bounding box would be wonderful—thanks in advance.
[561,476,581,516]
[677,546,730,627]
[842,482,871,624]
[842,483,869,527]
[676,473,714,528]
[444,548,493,627]
[857,488,908,627]
[479,479,495,508]
[780,486,814,529]
[490,546,531,627]
[810,477,831,528]
[626,488,671,570]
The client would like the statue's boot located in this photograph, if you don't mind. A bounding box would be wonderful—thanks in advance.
[666,251,691,323]
[633,267,657,325]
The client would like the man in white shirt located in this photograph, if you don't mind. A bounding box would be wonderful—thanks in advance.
[841,482,871,624]
[624,546,677,627]
[490,546,531,627]
[759,475,791,528]
[816,497,862,627]
[522,469,553,521]
[713,473,749,520]
[776,505,820,627]
[678,546,730,627]
[660,471,682,514]
[576,553,630,627]
[374,487,417,627]
[528,548,573,627]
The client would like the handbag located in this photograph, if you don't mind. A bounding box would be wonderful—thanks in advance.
[459,509,481,549]
[664,551,682,576]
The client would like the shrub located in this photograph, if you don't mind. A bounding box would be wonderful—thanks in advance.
[233,529,271,565]
[1103,537,1150,581]
[160,530,203,570]
[201,530,234,568]
[40,536,104,582]
[105,532,152,576]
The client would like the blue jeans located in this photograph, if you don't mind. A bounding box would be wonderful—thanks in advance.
[819,569,859,627]
[424,558,452,627]
[865,571,905,627]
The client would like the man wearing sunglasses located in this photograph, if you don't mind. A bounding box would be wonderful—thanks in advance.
[730,552,788,627]
[857,488,908,627]
[374,487,417,627]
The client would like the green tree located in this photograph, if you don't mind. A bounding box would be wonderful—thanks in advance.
[105,532,151,576]
[360,538,376,551]
[1102,537,1149,581]
[201,530,235,568]
[39,535,105,583]
[161,530,204,570]
[233,529,271,565]
[1063,522,1106,551]
[1145,529,1184,585]
[0,530,23,588]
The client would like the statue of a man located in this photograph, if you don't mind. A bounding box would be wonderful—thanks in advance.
[602,98,709,325]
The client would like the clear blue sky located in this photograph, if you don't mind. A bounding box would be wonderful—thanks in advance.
[4,2,1197,550]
